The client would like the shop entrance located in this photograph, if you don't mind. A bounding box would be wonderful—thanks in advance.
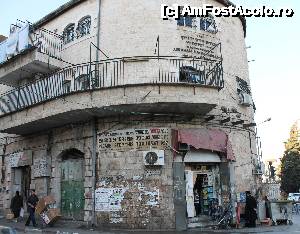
[184,150,221,228]
[60,149,84,220]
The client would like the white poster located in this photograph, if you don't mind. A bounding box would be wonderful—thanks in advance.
[95,188,127,212]
[185,170,195,218]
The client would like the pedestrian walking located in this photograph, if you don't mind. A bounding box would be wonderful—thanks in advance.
[25,189,39,227]
[10,191,23,222]
[264,196,271,218]
[235,202,241,229]
[245,191,257,227]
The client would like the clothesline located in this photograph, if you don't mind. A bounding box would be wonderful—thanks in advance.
[0,23,30,64]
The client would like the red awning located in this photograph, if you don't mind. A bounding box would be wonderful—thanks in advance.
[177,128,235,161]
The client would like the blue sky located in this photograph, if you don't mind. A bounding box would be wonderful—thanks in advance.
[234,0,300,161]
[1,0,300,161]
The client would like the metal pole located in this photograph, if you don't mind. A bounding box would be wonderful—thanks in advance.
[91,117,97,227]
[158,36,160,59]
[96,0,102,61]
[91,0,101,226]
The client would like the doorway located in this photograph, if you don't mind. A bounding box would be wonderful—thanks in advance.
[13,166,31,204]
[60,149,84,220]
[185,164,220,228]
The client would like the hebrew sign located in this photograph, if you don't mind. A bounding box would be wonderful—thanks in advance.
[98,128,170,152]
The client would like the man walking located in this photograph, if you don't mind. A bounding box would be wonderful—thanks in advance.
[25,189,39,227]
[245,191,257,227]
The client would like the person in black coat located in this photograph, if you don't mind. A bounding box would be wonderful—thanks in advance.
[25,189,39,227]
[245,191,257,227]
[264,196,271,219]
[10,191,23,219]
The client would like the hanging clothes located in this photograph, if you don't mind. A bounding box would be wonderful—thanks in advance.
[0,40,7,64]
[18,23,30,52]
[6,32,18,57]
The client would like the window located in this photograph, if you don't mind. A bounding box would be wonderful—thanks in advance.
[177,16,185,26]
[177,16,194,27]
[177,6,194,28]
[75,74,90,90]
[63,79,71,93]
[77,16,91,38]
[63,24,75,44]
[179,66,205,84]
[200,15,218,33]
[236,76,251,95]
[185,16,193,27]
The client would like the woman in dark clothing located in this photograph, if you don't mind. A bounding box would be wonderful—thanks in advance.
[10,191,23,219]
[245,191,257,227]
[264,196,271,219]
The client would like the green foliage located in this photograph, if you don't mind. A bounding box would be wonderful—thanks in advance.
[280,121,300,193]
[285,122,300,152]
[280,150,300,193]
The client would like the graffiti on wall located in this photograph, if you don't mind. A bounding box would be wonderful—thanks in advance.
[95,188,127,211]
[98,128,170,152]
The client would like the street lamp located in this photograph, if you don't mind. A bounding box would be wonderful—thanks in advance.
[257,117,272,126]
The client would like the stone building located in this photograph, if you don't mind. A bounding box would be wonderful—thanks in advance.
[0,0,262,230]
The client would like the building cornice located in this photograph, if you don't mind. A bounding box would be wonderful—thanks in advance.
[33,0,87,29]
[33,0,246,37]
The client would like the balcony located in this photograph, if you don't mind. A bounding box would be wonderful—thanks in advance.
[0,24,63,86]
[0,56,223,135]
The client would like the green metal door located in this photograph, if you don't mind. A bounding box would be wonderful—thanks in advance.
[61,159,84,220]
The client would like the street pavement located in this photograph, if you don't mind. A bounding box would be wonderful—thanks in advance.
[1,214,300,234]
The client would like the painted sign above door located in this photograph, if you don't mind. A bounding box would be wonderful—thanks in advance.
[8,151,32,168]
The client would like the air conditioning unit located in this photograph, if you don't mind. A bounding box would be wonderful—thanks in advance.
[143,150,164,166]
[239,92,252,106]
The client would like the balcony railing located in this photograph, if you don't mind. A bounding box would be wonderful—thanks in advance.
[0,56,223,116]
[0,23,63,65]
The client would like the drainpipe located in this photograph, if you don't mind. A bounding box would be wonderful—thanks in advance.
[96,0,101,61]
[91,117,97,227]
[91,0,101,227]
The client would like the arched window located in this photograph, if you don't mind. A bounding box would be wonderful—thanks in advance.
[77,16,91,38]
[63,23,75,44]
[200,15,218,33]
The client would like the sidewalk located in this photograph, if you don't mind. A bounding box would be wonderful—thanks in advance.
[1,215,299,234]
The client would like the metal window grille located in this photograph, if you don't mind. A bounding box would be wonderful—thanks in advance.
[76,16,91,38]
[63,24,75,44]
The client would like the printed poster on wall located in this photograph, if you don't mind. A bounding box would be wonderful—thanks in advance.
[33,158,51,178]
[95,188,127,212]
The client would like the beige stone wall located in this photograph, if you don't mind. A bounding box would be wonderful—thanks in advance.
[0,0,260,226]
[40,0,99,65]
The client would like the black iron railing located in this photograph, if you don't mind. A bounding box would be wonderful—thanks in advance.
[31,28,63,59]
[0,56,223,116]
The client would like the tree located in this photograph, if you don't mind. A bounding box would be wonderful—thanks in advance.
[284,121,300,152]
[280,121,300,193]
[280,150,300,193]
